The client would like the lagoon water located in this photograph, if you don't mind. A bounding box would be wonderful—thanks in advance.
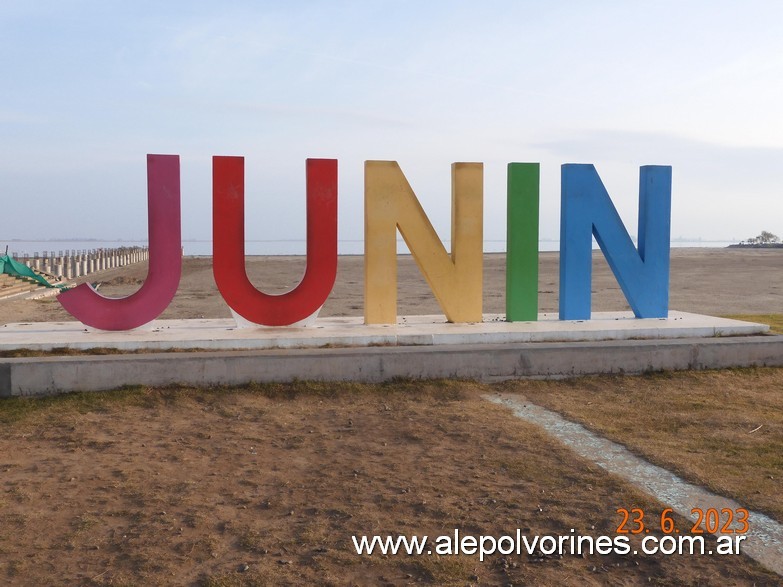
[4,239,737,257]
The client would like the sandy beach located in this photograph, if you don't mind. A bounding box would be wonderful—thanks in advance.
[0,248,781,585]
[1,248,780,325]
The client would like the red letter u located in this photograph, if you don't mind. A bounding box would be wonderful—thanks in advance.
[212,157,337,326]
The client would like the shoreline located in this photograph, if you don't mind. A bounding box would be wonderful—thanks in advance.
[1,248,780,324]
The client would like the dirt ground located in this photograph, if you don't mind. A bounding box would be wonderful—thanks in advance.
[0,379,779,586]
[504,368,783,522]
[0,248,781,585]
[1,248,781,324]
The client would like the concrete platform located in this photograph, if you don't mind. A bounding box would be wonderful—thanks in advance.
[0,311,769,352]
[0,311,777,397]
[2,336,783,397]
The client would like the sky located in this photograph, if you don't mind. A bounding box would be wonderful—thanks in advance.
[2,0,783,251]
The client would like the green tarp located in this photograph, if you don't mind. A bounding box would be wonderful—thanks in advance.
[0,255,65,289]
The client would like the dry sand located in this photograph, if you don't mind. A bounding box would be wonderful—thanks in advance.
[0,250,781,585]
[1,248,781,325]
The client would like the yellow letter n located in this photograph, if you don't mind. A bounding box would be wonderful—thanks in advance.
[364,161,483,324]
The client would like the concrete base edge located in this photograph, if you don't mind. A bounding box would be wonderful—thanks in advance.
[2,335,783,397]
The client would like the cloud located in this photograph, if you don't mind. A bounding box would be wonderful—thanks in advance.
[534,129,783,239]
[535,129,783,188]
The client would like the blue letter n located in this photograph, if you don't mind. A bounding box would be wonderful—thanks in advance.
[559,164,672,320]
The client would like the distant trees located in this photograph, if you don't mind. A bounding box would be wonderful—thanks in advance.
[744,231,780,245]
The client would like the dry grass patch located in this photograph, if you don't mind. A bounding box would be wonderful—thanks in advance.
[504,368,783,522]
[0,381,776,585]
[723,313,783,334]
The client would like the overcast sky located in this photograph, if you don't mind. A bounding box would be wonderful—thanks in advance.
[2,0,782,250]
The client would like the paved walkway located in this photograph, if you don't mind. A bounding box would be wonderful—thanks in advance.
[487,393,783,576]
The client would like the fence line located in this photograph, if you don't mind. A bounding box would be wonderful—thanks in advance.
[8,247,150,281]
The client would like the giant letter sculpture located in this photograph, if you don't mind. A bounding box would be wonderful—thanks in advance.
[212,157,338,326]
[506,163,540,322]
[364,161,483,324]
[58,154,182,330]
[559,164,672,320]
